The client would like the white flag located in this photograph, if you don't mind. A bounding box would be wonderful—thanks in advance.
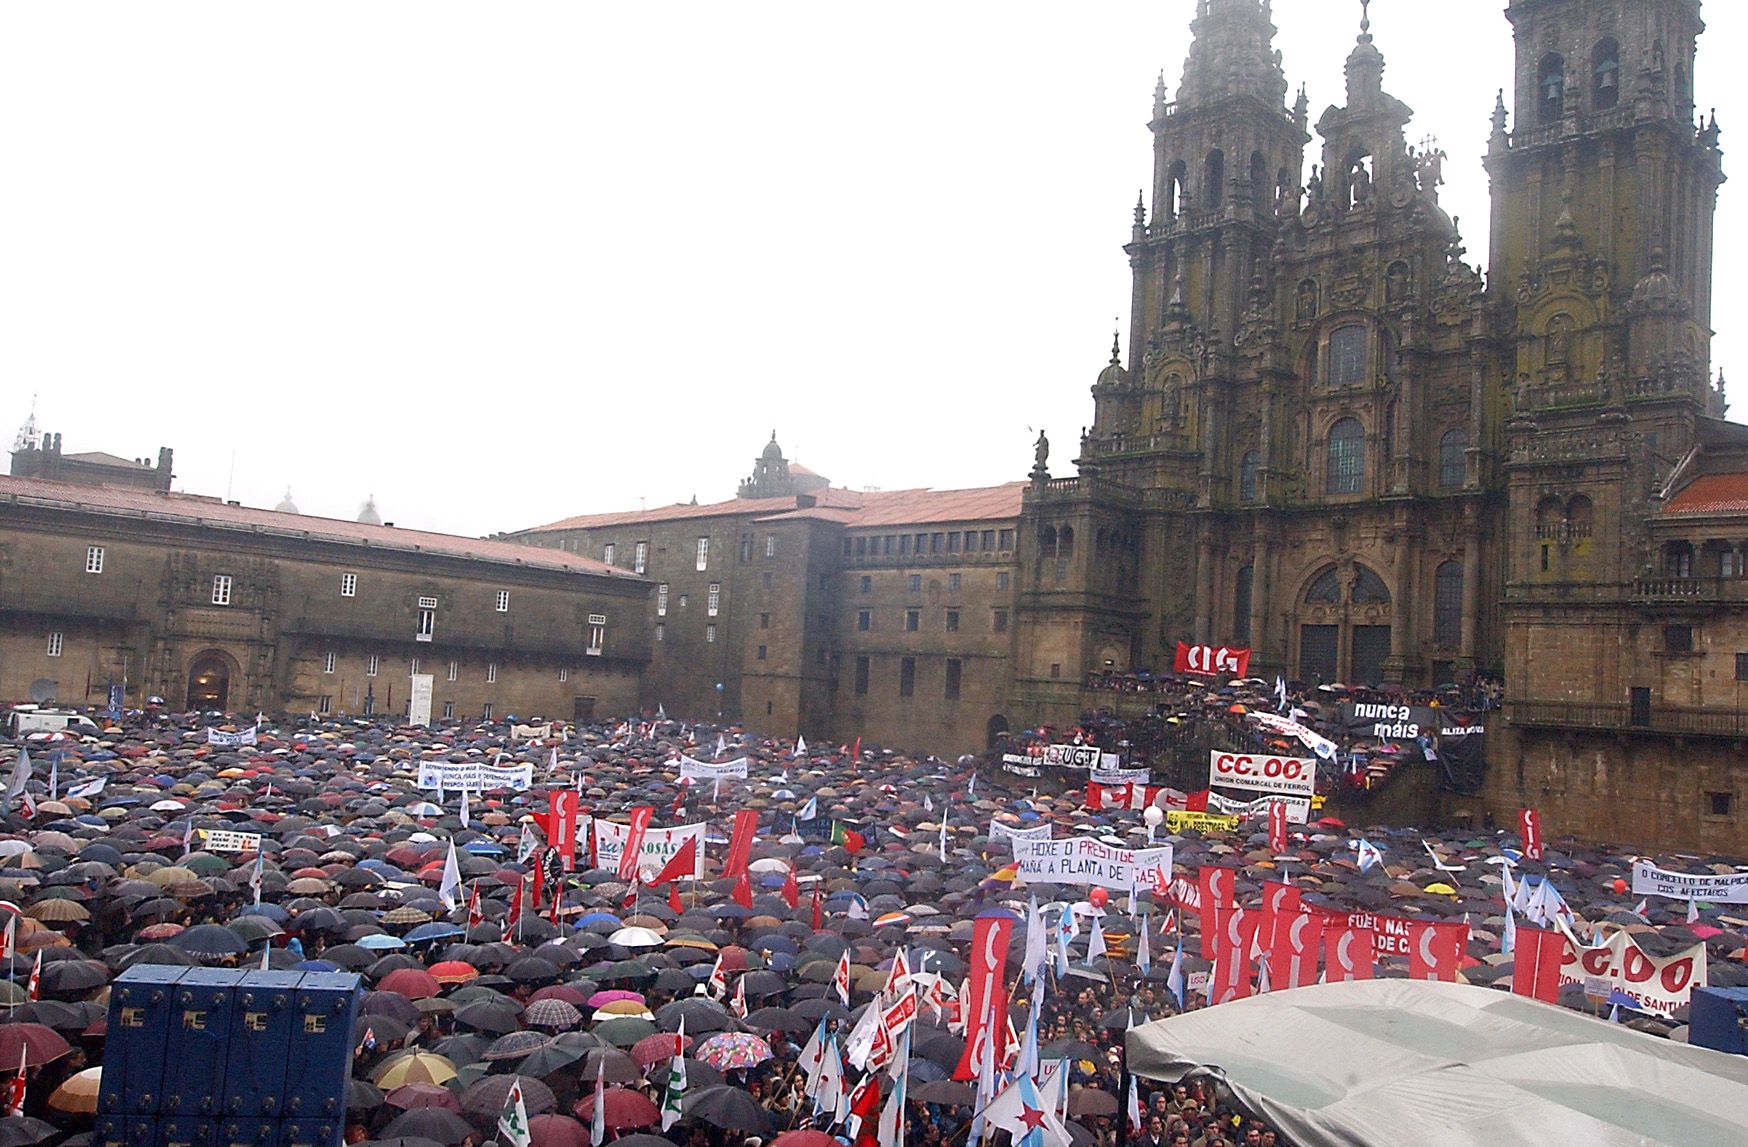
[499,1079,532,1147]
[589,1060,606,1147]
[438,839,463,912]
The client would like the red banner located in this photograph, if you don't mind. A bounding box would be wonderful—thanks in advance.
[1512,925,1563,1003]
[1267,910,1323,989]
[1520,808,1543,861]
[1267,799,1288,854]
[953,914,1015,1080]
[550,790,579,872]
[1173,642,1251,677]
[1406,921,1468,982]
[1255,882,1302,959]
[1087,782,1164,811]
[1324,926,1375,982]
[722,808,760,879]
[1197,867,1236,960]
[1210,906,1256,1004]
[617,806,654,881]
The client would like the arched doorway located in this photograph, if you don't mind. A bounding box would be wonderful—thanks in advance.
[186,650,235,711]
[985,714,1010,751]
[1296,563,1392,685]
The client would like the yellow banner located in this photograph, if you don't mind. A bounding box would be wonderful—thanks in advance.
[1165,810,1240,833]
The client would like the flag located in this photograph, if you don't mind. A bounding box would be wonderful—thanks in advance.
[708,953,729,999]
[1512,926,1565,1003]
[249,849,265,906]
[1166,938,1185,1010]
[3,1048,23,1119]
[1196,866,1236,960]
[851,736,861,763]
[667,883,683,915]
[799,1018,830,1087]
[1210,907,1255,1004]
[1275,674,1289,711]
[1501,902,1517,954]
[1055,905,1076,975]
[660,1020,688,1131]
[0,915,14,962]
[885,948,912,998]
[589,1060,606,1147]
[731,871,753,909]
[616,805,654,881]
[1324,925,1376,982]
[3,749,30,817]
[1520,808,1543,861]
[811,887,823,931]
[848,1073,883,1147]
[1688,896,1701,924]
[1023,895,1048,984]
[954,913,1015,1082]
[1355,838,1384,873]
[834,948,852,1006]
[438,839,463,912]
[466,884,483,930]
[26,952,41,1001]
[813,1034,846,1123]
[1085,915,1107,964]
[729,974,747,1019]
[877,1028,911,1147]
[795,734,808,758]
[1136,914,1151,975]
[361,1026,378,1053]
[984,1070,1071,1147]
[65,776,105,800]
[1267,799,1288,854]
[517,824,538,864]
[46,755,56,803]
[459,786,470,828]
[722,808,759,878]
[649,837,699,886]
[798,795,818,822]
[782,866,799,909]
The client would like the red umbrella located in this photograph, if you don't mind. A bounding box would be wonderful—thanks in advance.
[528,1114,588,1147]
[529,985,589,1007]
[771,1134,839,1147]
[0,1024,71,1068]
[427,961,479,986]
[385,1083,463,1112]
[630,1032,691,1068]
[378,968,442,999]
[572,1087,659,1132]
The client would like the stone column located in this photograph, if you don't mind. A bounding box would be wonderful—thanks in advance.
[1461,503,1481,665]
[1194,537,1216,645]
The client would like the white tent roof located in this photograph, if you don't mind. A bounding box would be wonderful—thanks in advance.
[1126,979,1748,1146]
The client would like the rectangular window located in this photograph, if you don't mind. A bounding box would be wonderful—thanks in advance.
[485,662,498,683]
[442,701,455,720]
[999,529,1015,551]
[1707,791,1733,817]
[211,574,232,606]
[842,538,853,557]
[588,623,605,655]
[678,594,688,607]
[418,595,439,609]
[1725,549,1745,578]
[634,541,648,574]
[946,609,960,632]
[993,608,1009,633]
[417,609,435,642]
[362,692,375,716]
[905,609,920,631]
[947,532,961,553]
[931,533,943,554]
[657,584,669,616]
[367,654,379,677]
[46,632,62,658]
[482,702,493,720]
[860,576,871,593]
[341,572,357,597]
[997,571,1011,591]
[757,645,768,660]
[899,535,911,555]
[915,533,927,553]
[707,584,721,616]
[495,590,510,612]
[909,574,922,592]
[603,542,616,566]
[409,658,419,675]
[656,623,665,642]
[945,658,962,700]
[948,572,961,592]
[884,535,897,555]
[899,656,916,697]
[318,695,331,715]
[706,623,717,644]
[85,546,104,574]
[765,535,775,559]
[762,571,773,588]
[1665,625,1694,653]
[740,535,753,562]
[857,610,871,631]
[759,613,770,629]
[1738,653,1748,681]
[982,529,996,550]
[695,537,710,571]
[854,656,870,695]
[855,537,867,557]
[323,651,336,674]
[447,660,458,682]
[1050,663,1062,678]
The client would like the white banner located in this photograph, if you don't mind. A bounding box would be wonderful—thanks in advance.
[198,829,263,854]
[1010,837,1173,890]
[989,821,1052,848]
[1203,791,1311,823]
[1041,744,1100,769]
[511,723,553,741]
[1090,767,1150,785]
[591,819,706,878]
[1558,926,1708,1017]
[206,727,257,746]
[408,674,434,728]
[1208,751,1317,798]
[415,761,534,792]
[678,756,749,781]
[1248,712,1337,760]
[1631,860,1748,903]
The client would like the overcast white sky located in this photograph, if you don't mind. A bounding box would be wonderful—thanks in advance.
[3,2,1741,538]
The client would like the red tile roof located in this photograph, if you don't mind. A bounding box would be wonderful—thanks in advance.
[521,488,868,533]
[522,482,1026,534]
[0,474,638,580]
[1664,471,1748,515]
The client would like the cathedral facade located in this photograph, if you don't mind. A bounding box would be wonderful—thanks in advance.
[1011,0,1725,744]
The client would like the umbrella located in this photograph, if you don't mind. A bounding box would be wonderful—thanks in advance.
[0,1119,58,1147]
[770,1133,839,1147]
[378,968,442,999]
[692,1032,772,1071]
[528,1115,588,1147]
[680,1085,770,1134]
[371,1051,458,1088]
[1066,1088,1119,1117]
[460,1075,556,1120]
[0,1024,70,1068]
[169,924,248,959]
[385,1084,463,1113]
[47,1067,103,1114]
[381,1109,474,1145]
[911,1080,974,1106]
[575,1087,659,1132]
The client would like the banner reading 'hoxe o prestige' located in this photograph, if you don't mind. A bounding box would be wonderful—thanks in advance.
[1010,836,1173,890]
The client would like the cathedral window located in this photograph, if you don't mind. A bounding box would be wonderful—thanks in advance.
[1326,417,1365,495]
[1434,562,1463,646]
[1439,429,1469,489]
[1538,54,1565,124]
[1239,451,1260,502]
[1592,39,1619,111]
[1166,160,1187,219]
[1305,568,1342,604]
[1328,326,1369,389]
[1352,566,1391,604]
[1204,149,1225,208]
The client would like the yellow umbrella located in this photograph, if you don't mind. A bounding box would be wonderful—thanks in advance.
[593,1000,654,1019]
[370,1050,457,1088]
[1424,882,1458,895]
[49,1067,103,1114]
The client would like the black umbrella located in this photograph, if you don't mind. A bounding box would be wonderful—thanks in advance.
[454,998,522,1036]
[169,924,248,959]
[36,961,111,994]
[0,1119,58,1147]
[381,1108,474,1145]
[680,1085,769,1134]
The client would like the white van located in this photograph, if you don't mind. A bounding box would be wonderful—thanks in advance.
[6,706,101,739]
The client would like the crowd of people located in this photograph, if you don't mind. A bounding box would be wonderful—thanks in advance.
[0,704,1740,1147]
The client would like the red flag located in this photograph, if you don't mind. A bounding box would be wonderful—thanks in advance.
[841,829,865,856]
[1210,906,1256,1004]
[1324,925,1376,982]
[1255,881,1302,960]
[732,871,753,909]
[1267,799,1289,854]
[548,880,563,925]
[722,808,759,879]
[810,887,823,931]
[1196,867,1236,960]
[3,1051,23,1118]
[620,878,639,911]
[1512,926,1565,1003]
[550,790,580,871]
[1184,790,1211,813]
[649,836,699,886]
[667,884,683,915]
[466,884,483,931]
[952,913,1015,1080]
[1266,910,1323,989]
[1407,921,1469,982]
[781,866,799,909]
[848,1073,883,1147]
[530,861,544,910]
[1520,808,1543,861]
[26,952,41,1001]
[851,736,861,763]
[510,874,526,921]
[617,806,655,881]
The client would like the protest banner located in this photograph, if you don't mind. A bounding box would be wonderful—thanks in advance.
[510,723,553,741]
[1173,642,1251,677]
[1203,791,1311,823]
[1558,926,1707,1016]
[592,819,706,879]
[988,821,1051,848]
[416,760,534,792]
[1631,860,1748,903]
[1090,766,1150,785]
[198,829,263,854]
[678,756,749,782]
[998,756,1042,778]
[1010,836,1172,891]
[1208,750,1317,798]
[1041,744,1100,769]
[206,727,257,746]
[953,914,1015,1080]
[1165,810,1240,833]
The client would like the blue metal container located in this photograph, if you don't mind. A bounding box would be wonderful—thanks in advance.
[163,968,246,1117]
[155,1116,215,1147]
[224,971,305,1116]
[100,965,192,1115]
[212,1118,277,1147]
[281,973,361,1121]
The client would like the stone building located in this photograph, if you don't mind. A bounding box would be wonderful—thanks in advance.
[0,471,649,720]
[509,437,1023,756]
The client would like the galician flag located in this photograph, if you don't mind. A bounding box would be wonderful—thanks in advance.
[660,1018,687,1131]
[497,1078,531,1147]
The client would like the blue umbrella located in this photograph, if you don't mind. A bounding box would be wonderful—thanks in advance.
[295,960,342,972]
[237,904,291,922]
[576,913,622,928]
[356,934,407,950]
[404,922,466,942]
